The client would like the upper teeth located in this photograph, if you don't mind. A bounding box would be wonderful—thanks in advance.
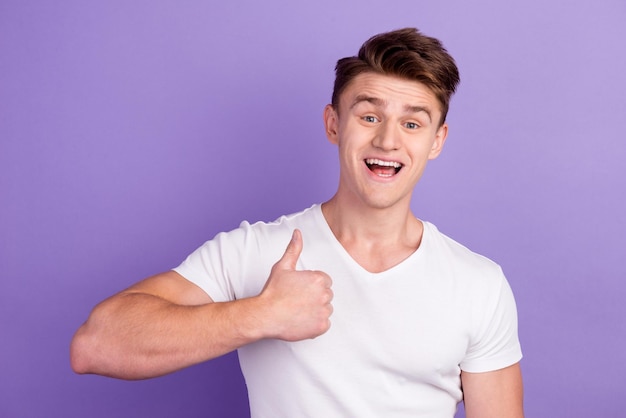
[366,158,402,168]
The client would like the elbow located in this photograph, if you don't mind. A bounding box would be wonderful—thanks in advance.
[70,299,121,376]
[70,327,95,375]
[69,323,147,380]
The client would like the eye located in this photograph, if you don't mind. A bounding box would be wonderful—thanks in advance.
[404,122,420,129]
[363,115,379,123]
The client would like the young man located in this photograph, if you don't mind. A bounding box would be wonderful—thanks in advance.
[71,28,523,417]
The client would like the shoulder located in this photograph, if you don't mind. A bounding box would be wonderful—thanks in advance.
[173,204,322,300]
[229,204,320,241]
[209,204,321,254]
[422,221,502,273]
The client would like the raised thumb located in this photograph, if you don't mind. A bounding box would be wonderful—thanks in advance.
[278,229,303,270]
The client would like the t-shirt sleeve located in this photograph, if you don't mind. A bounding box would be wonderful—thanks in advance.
[460,270,523,373]
[172,220,287,302]
[172,223,259,302]
[172,235,236,302]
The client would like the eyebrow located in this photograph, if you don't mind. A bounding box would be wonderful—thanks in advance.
[350,95,385,109]
[350,94,432,122]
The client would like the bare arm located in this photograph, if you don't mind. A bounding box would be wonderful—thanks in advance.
[461,362,524,418]
[70,230,333,380]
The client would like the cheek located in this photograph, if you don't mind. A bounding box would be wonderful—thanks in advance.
[336,143,364,172]
[338,143,357,164]
[408,138,433,152]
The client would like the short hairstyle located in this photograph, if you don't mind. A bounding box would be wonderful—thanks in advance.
[331,28,460,125]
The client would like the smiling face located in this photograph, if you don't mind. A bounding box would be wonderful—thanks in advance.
[324,72,448,211]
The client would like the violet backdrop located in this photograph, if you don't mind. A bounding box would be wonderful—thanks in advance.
[1,0,625,417]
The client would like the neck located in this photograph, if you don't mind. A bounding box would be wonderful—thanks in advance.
[321,194,423,273]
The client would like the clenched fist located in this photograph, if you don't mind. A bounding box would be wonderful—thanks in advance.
[258,229,333,341]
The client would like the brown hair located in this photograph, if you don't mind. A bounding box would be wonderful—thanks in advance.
[331,28,460,125]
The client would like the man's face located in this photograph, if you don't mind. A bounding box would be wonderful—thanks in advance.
[324,72,448,210]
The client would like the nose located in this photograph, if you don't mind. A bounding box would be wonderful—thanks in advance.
[372,121,400,151]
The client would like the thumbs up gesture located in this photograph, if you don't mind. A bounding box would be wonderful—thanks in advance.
[257,229,333,341]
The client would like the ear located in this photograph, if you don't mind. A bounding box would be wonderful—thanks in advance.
[323,104,339,145]
[428,123,448,160]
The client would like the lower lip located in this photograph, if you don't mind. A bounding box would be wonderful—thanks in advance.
[364,163,400,181]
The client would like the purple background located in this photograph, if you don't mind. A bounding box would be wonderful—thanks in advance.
[1,1,625,417]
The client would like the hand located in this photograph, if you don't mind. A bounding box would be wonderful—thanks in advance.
[258,229,333,341]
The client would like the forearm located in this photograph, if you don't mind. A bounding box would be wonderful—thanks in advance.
[70,292,265,380]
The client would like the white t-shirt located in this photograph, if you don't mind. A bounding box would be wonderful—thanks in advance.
[174,204,522,417]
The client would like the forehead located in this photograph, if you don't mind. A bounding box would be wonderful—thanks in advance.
[338,72,441,112]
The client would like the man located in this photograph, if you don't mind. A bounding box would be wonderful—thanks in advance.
[71,28,523,417]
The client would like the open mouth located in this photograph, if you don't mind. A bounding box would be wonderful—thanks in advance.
[365,158,403,177]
